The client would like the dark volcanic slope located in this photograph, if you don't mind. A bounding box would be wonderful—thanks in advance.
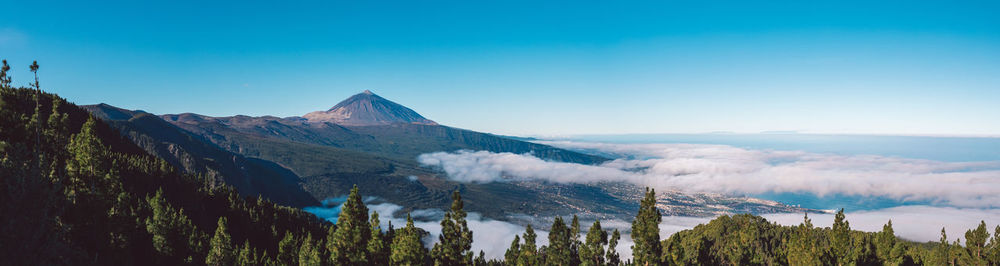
[302,90,438,126]
[83,104,319,207]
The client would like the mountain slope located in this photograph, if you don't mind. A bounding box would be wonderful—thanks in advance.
[1,87,328,265]
[83,103,319,207]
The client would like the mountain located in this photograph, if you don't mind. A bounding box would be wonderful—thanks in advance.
[302,90,438,126]
[87,91,816,222]
[82,103,319,207]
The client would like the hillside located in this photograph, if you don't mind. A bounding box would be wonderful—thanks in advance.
[82,103,319,207]
[0,86,329,265]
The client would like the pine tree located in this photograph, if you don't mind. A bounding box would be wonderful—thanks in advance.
[328,185,371,265]
[631,187,661,266]
[368,211,389,265]
[607,229,621,266]
[144,189,204,264]
[569,215,582,265]
[504,235,521,264]
[206,217,234,266]
[787,213,823,265]
[0,59,11,89]
[473,251,486,266]
[965,221,989,263]
[391,214,429,266]
[236,240,254,266]
[546,216,573,266]
[432,190,473,266]
[874,220,900,264]
[936,228,952,265]
[830,208,852,265]
[518,225,540,266]
[987,225,1000,265]
[65,118,106,200]
[298,233,322,266]
[29,61,39,90]
[277,231,299,266]
[579,220,608,266]
[851,232,879,265]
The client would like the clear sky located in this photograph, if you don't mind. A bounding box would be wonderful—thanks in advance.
[2,0,999,136]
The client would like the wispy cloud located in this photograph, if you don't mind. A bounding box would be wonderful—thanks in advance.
[417,141,1000,208]
[0,28,27,47]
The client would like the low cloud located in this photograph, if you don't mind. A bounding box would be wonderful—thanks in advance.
[764,206,1000,243]
[417,141,1000,208]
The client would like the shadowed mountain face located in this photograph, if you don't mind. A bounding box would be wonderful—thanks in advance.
[82,104,320,207]
[302,90,437,126]
[87,91,817,221]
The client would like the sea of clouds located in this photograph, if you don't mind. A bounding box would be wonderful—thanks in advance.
[417,141,1000,208]
[306,140,1000,260]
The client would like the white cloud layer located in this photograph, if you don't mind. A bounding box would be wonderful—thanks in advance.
[764,206,1000,243]
[417,141,1000,208]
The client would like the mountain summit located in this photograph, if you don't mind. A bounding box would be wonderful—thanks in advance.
[302,90,437,126]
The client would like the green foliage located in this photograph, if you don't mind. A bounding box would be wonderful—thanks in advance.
[206,217,234,266]
[546,216,573,266]
[579,220,608,266]
[432,190,474,266]
[145,189,207,264]
[1,75,329,265]
[518,225,541,266]
[965,221,990,264]
[298,233,323,266]
[369,211,390,265]
[607,229,621,266]
[391,214,430,265]
[786,214,827,265]
[277,231,300,265]
[569,215,582,265]
[505,235,521,264]
[632,187,662,266]
[328,185,372,265]
[988,226,1000,265]
[830,208,852,264]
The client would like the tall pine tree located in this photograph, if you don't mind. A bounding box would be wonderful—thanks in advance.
[631,187,661,266]
[328,185,371,265]
[579,220,608,266]
[607,229,621,266]
[504,235,521,264]
[391,214,429,266]
[546,216,573,266]
[277,231,299,266]
[830,209,852,265]
[368,211,390,265]
[432,190,473,266]
[298,233,322,266]
[206,217,234,266]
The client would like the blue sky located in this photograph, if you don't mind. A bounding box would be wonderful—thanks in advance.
[2,0,999,136]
